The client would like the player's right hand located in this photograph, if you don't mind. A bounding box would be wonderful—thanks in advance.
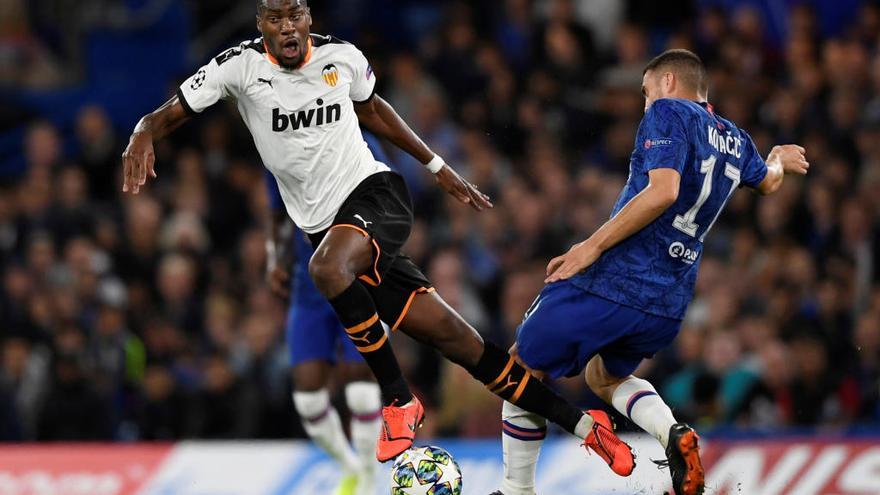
[267,265,291,299]
[771,144,809,175]
[121,131,158,194]
[545,241,602,283]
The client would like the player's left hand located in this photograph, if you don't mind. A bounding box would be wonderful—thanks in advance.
[435,165,493,211]
[266,265,291,299]
[773,144,809,175]
[121,131,158,194]
[545,242,602,283]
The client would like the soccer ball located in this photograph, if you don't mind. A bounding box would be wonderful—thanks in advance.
[390,445,462,495]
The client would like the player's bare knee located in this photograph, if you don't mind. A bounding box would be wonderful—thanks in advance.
[308,254,353,297]
[339,362,374,383]
[584,364,602,395]
[291,366,327,392]
[585,357,626,402]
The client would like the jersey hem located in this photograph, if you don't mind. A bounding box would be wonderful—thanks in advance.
[352,87,377,104]
[176,88,196,116]
[571,282,685,321]
[294,169,390,234]
[744,163,769,189]
[298,218,335,235]
[646,163,684,173]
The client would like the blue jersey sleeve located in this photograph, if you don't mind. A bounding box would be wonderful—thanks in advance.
[739,132,769,188]
[264,170,284,212]
[640,99,689,174]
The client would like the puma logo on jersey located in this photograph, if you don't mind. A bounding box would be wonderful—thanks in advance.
[354,214,372,228]
[257,77,274,88]
[272,98,342,132]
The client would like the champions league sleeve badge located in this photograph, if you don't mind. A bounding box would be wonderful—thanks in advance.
[191,69,207,90]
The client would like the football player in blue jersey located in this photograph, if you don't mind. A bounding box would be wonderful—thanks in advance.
[492,49,808,495]
[264,132,390,495]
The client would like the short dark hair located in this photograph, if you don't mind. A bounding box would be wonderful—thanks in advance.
[256,0,307,13]
[643,49,707,95]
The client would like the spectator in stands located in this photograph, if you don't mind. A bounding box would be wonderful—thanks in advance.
[854,312,880,421]
[74,105,121,202]
[38,339,112,440]
[134,365,189,440]
[189,354,255,439]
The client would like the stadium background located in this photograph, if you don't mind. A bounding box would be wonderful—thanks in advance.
[1,0,879,493]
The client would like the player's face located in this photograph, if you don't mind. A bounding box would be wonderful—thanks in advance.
[257,0,312,69]
[642,70,675,112]
[641,70,664,112]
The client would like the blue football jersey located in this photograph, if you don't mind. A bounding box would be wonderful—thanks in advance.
[571,98,768,319]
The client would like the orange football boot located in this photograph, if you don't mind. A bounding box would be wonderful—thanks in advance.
[661,423,705,495]
[376,396,425,462]
[583,409,636,477]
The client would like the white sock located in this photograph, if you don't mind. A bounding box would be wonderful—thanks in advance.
[293,389,361,475]
[500,401,546,495]
[610,376,677,448]
[574,414,594,440]
[345,381,382,492]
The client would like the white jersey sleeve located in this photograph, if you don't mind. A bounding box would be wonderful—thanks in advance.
[178,45,248,114]
[346,47,376,103]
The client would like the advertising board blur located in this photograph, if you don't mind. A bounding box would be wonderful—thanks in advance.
[1,436,878,494]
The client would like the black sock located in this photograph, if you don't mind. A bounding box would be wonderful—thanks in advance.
[468,341,583,435]
[329,281,412,406]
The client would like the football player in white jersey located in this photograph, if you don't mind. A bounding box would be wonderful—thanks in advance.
[122,0,628,469]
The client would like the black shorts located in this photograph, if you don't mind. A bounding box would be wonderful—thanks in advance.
[308,171,433,330]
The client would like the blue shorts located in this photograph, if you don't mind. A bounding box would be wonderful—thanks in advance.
[286,240,364,367]
[515,280,682,379]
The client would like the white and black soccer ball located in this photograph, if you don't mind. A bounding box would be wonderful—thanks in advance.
[390,445,462,495]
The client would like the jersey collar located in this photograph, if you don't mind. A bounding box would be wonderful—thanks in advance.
[699,101,715,115]
[699,101,725,129]
[263,37,313,70]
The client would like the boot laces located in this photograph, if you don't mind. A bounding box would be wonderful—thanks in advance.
[380,404,400,439]
[588,421,620,461]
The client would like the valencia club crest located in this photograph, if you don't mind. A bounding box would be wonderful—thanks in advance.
[322,64,339,87]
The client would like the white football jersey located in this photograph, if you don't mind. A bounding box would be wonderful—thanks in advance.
[178,34,389,233]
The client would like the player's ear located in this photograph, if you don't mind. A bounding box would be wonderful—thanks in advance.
[256,15,263,33]
[663,71,675,94]
[307,7,312,26]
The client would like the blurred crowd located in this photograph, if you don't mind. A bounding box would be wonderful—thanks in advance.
[2,0,880,442]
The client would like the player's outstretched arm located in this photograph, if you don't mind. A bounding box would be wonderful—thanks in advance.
[755,144,809,195]
[546,168,680,283]
[121,95,191,194]
[354,95,492,211]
